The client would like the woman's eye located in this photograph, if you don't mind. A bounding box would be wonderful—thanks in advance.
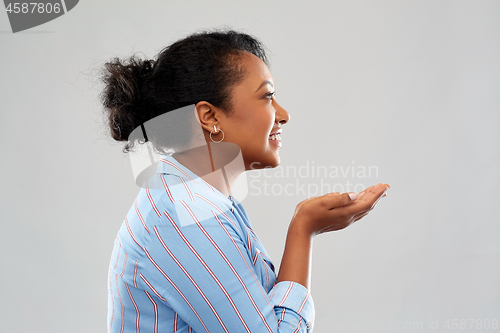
[265,92,275,100]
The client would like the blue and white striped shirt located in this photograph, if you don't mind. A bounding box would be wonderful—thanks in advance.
[108,155,315,332]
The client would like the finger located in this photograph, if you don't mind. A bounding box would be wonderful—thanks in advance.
[352,187,389,221]
[361,183,390,198]
[295,196,317,210]
[360,183,390,195]
[319,191,358,210]
[353,211,369,222]
[345,184,390,213]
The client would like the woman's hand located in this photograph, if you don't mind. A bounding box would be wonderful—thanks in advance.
[290,183,391,236]
[277,183,390,288]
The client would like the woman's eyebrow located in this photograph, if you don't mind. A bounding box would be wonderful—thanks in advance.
[255,80,274,92]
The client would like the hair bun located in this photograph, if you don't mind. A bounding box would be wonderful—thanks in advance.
[100,56,155,142]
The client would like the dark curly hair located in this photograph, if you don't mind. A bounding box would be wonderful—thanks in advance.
[100,29,269,152]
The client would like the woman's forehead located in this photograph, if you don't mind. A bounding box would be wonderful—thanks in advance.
[238,52,274,88]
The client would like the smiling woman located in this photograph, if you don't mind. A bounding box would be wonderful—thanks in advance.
[101,29,390,333]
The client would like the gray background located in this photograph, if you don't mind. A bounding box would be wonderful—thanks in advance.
[1,0,499,332]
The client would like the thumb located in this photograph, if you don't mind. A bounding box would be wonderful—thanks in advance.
[323,192,357,209]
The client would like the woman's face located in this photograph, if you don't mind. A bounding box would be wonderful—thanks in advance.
[217,52,290,170]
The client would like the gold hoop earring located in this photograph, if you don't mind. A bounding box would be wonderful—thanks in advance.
[210,125,224,143]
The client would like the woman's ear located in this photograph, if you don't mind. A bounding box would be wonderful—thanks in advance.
[195,101,221,132]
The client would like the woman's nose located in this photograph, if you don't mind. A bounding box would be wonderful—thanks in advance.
[275,101,290,125]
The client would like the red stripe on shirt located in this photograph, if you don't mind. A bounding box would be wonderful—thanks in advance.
[179,177,195,201]
[145,180,161,218]
[278,282,294,307]
[264,259,270,292]
[135,199,151,234]
[160,158,195,182]
[260,251,272,261]
[139,274,167,302]
[249,228,258,238]
[297,291,309,314]
[277,308,286,325]
[116,273,125,333]
[160,174,175,203]
[144,291,158,333]
[109,270,115,332]
[195,194,237,228]
[120,253,128,279]
[199,177,215,191]
[125,217,142,248]
[270,286,277,300]
[125,282,140,333]
[247,232,253,262]
[113,237,121,270]
[133,261,138,288]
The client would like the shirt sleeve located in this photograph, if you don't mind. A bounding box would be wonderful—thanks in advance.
[137,199,315,333]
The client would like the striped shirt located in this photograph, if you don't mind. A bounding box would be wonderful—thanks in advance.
[108,155,315,332]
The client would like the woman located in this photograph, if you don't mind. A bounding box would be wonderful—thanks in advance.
[101,29,390,333]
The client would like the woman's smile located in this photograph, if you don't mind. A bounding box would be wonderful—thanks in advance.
[268,129,282,147]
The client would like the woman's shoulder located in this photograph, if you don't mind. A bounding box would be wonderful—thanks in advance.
[135,172,236,227]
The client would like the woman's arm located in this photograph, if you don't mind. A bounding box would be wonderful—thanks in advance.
[277,183,391,289]
[132,195,316,333]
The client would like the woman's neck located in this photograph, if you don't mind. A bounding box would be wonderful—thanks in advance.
[172,142,245,198]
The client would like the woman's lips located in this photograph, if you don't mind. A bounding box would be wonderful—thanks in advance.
[269,132,282,147]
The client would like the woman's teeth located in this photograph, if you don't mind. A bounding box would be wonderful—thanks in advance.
[269,134,281,141]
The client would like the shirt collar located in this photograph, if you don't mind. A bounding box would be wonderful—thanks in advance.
[155,155,233,204]
[155,155,200,181]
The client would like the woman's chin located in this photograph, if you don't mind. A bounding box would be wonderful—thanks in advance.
[246,158,280,171]
[268,157,281,168]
